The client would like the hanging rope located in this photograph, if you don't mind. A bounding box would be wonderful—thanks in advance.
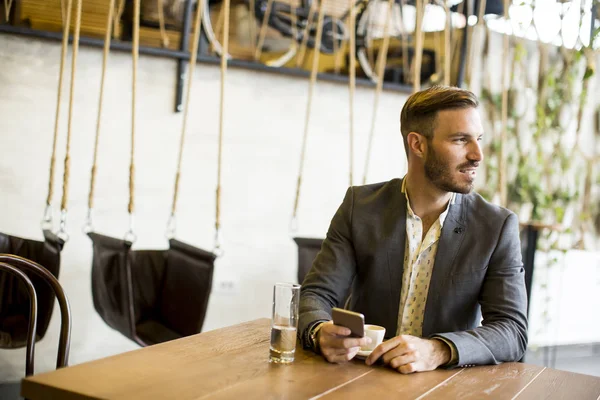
[167,0,206,238]
[113,0,126,38]
[290,0,326,230]
[84,0,116,233]
[157,0,170,48]
[56,0,83,241]
[125,0,141,242]
[248,0,257,52]
[59,0,83,238]
[43,0,73,229]
[465,0,484,88]
[443,0,451,85]
[361,0,394,185]
[413,0,425,92]
[433,30,442,82]
[399,0,409,84]
[348,0,356,187]
[215,0,230,253]
[60,0,68,26]
[3,0,13,21]
[332,18,342,74]
[499,0,509,207]
[365,3,375,70]
[289,0,299,53]
[296,0,317,67]
[254,0,273,60]
[213,2,226,52]
[449,0,464,69]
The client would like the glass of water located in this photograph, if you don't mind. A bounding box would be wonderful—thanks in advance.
[269,282,301,363]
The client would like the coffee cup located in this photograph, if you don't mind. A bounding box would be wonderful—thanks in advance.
[361,324,385,351]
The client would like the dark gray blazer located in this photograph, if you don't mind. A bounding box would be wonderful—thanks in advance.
[299,178,528,367]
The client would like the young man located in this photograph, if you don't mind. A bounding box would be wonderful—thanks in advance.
[298,85,528,373]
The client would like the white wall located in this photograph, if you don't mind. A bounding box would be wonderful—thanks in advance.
[0,33,407,381]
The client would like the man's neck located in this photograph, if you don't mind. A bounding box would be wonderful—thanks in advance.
[404,171,453,222]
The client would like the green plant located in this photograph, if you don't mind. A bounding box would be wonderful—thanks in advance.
[478,25,599,251]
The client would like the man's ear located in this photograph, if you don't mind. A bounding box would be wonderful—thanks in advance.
[407,132,427,159]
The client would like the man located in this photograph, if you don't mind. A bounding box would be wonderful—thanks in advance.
[298,85,528,374]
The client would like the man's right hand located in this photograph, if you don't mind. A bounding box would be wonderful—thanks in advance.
[318,321,372,363]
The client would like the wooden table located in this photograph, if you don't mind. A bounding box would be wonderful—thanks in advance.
[22,319,600,399]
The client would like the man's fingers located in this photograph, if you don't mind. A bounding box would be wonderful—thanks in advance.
[382,343,415,365]
[399,362,418,374]
[321,329,371,350]
[321,323,352,337]
[319,322,372,364]
[323,347,361,363]
[388,351,418,369]
[365,336,408,365]
[326,336,370,349]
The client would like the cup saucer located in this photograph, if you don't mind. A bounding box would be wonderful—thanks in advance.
[355,349,373,359]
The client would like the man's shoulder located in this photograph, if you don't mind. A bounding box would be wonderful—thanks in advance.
[463,191,516,223]
[351,178,403,199]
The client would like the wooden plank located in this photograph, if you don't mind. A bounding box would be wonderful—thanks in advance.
[421,362,543,399]
[139,26,181,51]
[317,364,461,399]
[21,0,115,39]
[22,319,274,400]
[515,367,600,400]
[204,347,374,399]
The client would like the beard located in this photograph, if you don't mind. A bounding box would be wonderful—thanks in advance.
[424,145,477,194]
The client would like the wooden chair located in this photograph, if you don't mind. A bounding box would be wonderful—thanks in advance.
[0,254,72,375]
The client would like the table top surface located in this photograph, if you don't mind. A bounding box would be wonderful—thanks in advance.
[21,318,600,399]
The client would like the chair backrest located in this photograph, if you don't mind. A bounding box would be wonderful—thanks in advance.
[0,254,71,372]
[293,237,324,284]
[0,230,64,348]
[0,262,37,376]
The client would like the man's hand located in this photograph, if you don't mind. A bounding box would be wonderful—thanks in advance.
[365,335,451,374]
[318,321,372,364]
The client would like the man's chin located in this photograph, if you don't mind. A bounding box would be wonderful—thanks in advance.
[455,186,473,195]
[435,181,473,195]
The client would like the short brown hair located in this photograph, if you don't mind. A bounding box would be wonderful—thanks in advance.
[400,85,479,157]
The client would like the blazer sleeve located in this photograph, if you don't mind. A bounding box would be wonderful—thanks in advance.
[298,187,358,347]
[433,212,528,366]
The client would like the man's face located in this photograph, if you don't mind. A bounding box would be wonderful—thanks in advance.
[423,108,484,194]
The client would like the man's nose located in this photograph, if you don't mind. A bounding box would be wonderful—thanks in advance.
[468,141,484,162]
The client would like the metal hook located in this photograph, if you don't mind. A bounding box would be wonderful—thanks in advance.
[57,209,69,242]
[41,204,53,231]
[124,213,137,243]
[289,216,298,235]
[82,209,94,234]
[166,213,176,240]
[213,228,224,257]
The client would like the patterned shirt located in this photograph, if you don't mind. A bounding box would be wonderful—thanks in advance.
[397,178,456,337]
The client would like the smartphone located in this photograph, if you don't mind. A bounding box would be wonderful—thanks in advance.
[332,307,365,338]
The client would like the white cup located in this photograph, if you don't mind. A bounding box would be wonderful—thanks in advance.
[362,324,386,351]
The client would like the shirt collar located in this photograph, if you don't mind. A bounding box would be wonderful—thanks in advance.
[401,176,456,227]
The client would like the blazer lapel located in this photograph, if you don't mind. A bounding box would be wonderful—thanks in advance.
[385,180,407,336]
[422,193,467,337]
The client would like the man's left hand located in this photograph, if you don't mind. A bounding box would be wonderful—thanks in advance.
[365,335,451,374]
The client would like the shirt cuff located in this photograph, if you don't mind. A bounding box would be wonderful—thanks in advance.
[432,336,458,367]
